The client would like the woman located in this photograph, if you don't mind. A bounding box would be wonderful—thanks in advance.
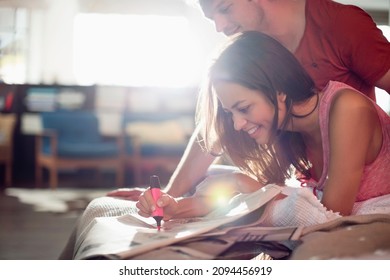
[136,31,390,221]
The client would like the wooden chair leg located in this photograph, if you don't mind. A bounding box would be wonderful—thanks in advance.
[35,163,42,188]
[5,162,12,187]
[49,166,58,190]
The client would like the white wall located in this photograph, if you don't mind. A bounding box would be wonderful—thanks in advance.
[336,0,389,11]
[40,0,79,84]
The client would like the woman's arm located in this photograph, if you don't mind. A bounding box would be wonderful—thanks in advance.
[164,126,219,197]
[321,89,382,215]
[137,172,263,220]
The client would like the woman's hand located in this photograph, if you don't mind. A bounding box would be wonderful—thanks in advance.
[136,188,179,221]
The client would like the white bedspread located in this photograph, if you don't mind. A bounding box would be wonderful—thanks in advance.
[259,186,390,227]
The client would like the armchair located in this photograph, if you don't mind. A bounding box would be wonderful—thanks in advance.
[123,112,193,186]
[35,111,125,189]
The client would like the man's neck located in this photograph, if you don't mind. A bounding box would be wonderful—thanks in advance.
[270,0,307,52]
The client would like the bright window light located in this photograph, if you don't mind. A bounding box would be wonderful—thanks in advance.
[74,14,204,87]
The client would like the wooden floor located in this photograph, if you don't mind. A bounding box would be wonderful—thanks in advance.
[0,168,173,260]
[0,172,120,260]
[0,192,80,260]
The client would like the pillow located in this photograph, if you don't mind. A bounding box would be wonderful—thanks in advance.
[125,120,186,145]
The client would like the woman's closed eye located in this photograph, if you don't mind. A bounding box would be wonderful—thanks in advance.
[238,105,251,114]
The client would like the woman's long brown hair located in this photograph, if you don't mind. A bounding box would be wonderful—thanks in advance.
[196,31,317,185]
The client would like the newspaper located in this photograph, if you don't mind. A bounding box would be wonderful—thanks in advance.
[74,184,295,260]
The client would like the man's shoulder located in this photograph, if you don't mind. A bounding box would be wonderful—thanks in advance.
[306,0,372,31]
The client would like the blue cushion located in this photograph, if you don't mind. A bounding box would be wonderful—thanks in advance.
[42,141,119,157]
[40,111,119,157]
[125,142,185,156]
[140,144,185,156]
[42,111,101,143]
[122,112,186,124]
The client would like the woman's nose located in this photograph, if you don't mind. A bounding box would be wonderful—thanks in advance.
[232,114,247,131]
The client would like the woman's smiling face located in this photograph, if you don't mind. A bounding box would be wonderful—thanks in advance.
[213,81,278,145]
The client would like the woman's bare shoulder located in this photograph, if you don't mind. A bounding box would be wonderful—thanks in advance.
[330,88,376,117]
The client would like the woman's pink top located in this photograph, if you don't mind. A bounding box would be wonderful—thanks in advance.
[311,81,390,201]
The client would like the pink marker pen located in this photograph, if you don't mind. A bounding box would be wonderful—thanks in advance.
[150,175,163,231]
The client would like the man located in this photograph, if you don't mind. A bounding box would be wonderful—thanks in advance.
[110,0,390,200]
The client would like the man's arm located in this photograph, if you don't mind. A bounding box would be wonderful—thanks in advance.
[164,126,218,197]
